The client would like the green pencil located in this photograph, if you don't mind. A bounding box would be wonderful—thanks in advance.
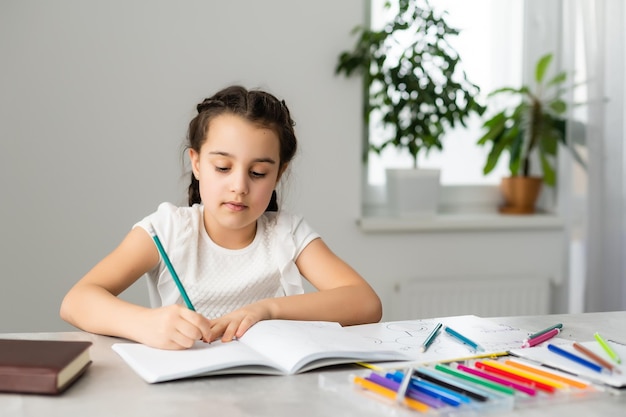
[149,226,195,311]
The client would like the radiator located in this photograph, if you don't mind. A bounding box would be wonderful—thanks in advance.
[391,275,551,320]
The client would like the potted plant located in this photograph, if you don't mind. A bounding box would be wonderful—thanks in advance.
[477,52,586,214]
[335,0,484,216]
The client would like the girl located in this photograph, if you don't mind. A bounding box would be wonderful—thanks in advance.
[60,85,382,350]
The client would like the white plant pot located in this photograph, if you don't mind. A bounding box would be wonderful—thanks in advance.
[385,168,441,217]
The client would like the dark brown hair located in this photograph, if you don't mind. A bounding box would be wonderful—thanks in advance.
[186,86,297,210]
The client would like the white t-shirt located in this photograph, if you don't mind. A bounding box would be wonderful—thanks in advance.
[134,203,320,319]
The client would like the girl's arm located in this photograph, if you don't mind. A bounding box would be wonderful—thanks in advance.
[274,238,382,323]
[211,238,382,341]
[59,227,212,349]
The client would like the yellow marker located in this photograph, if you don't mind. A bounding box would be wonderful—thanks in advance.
[356,362,384,371]
[481,359,567,389]
[504,359,590,389]
[353,376,429,413]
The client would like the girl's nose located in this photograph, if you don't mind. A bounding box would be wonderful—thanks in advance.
[230,171,249,195]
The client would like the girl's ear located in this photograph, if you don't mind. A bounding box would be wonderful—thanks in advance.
[189,148,200,180]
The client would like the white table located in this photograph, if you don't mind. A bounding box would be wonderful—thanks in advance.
[1,311,625,417]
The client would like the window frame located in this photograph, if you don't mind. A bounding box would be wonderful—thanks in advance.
[362,0,563,217]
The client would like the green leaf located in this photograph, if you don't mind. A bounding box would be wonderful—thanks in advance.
[546,71,567,88]
[483,143,504,174]
[549,100,567,114]
[540,130,559,155]
[483,125,517,174]
[540,152,556,186]
[487,86,525,97]
[508,129,524,175]
[535,53,553,83]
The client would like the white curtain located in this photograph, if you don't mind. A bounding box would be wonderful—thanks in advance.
[561,0,626,312]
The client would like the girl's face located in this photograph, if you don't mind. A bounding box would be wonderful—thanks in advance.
[189,113,283,247]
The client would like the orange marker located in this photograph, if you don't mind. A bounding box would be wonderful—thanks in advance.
[475,360,565,393]
[504,359,590,389]
[353,376,430,413]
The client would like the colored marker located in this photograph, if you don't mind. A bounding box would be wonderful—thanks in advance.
[149,226,195,311]
[354,376,430,412]
[420,322,442,353]
[476,360,563,392]
[456,364,537,396]
[386,370,468,406]
[378,372,446,408]
[395,367,413,403]
[413,368,488,402]
[547,343,602,373]
[444,326,484,351]
[435,363,516,395]
[572,342,620,374]
[594,332,621,364]
[409,377,467,406]
[505,359,590,388]
[522,328,560,348]
[527,323,563,340]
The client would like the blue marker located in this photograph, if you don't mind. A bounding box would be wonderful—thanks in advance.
[547,344,602,373]
[444,326,484,351]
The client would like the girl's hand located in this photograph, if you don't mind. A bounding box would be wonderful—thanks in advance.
[208,301,274,343]
[136,304,212,350]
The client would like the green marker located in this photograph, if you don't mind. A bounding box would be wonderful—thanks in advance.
[435,363,515,395]
[528,323,563,340]
[594,332,621,364]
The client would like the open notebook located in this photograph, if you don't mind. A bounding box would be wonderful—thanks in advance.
[113,320,411,383]
[113,315,539,383]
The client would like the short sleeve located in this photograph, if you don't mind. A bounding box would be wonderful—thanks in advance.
[271,212,320,296]
[290,215,320,258]
[132,202,199,308]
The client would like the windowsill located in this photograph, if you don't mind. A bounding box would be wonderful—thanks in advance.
[360,183,564,232]
[358,212,565,233]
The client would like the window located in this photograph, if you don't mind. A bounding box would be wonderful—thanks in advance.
[368,0,525,187]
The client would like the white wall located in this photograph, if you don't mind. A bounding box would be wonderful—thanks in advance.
[0,0,367,331]
[0,0,567,333]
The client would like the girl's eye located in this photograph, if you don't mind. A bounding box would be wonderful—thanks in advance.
[250,171,266,179]
[215,166,229,173]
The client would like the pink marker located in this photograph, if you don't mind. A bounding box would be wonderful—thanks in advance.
[457,364,537,396]
[522,328,560,348]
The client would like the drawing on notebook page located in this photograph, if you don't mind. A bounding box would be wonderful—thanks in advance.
[343,315,567,365]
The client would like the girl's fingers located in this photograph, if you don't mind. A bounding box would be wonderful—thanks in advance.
[176,307,212,343]
[221,321,241,342]
[235,316,257,339]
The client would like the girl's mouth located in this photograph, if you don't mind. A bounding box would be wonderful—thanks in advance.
[224,201,247,211]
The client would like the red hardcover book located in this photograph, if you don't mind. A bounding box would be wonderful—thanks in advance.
[0,339,92,394]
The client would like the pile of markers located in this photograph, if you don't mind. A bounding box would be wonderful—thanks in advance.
[348,322,623,414]
[352,358,599,415]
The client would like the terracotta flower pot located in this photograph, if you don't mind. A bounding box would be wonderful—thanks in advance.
[499,176,543,214]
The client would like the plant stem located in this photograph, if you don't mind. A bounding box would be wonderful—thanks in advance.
[524,98,543,177]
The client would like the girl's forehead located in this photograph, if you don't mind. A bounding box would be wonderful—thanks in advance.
[202,114,280,156]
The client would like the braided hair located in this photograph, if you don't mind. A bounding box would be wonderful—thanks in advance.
[186,86,297,211]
